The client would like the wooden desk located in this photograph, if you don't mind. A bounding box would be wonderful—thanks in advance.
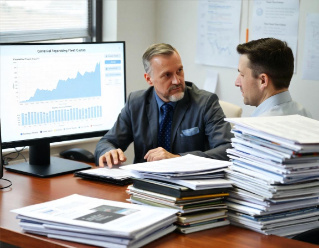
[1,168,317,248]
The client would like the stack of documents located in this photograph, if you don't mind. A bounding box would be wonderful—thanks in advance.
[121,154,232,234]
[225,115,319,237]
[11,194,178,248]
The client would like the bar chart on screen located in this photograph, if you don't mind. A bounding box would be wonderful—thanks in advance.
[9,53,106,128]
[20,105,103,126]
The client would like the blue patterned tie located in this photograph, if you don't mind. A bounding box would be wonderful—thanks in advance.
[158,103,173,152]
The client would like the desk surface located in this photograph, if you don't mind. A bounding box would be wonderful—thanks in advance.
[1,167,318,248]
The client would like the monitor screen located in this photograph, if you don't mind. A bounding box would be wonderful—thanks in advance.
[0,42,126,177]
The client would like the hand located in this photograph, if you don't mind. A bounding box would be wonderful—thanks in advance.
[144,147,181,162]
[99,148,127,168]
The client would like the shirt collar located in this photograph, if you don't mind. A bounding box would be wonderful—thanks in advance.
[154,89,176,111]
[251,91,292,117]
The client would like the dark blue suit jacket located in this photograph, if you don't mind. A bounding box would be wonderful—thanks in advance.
[95,82,232,164]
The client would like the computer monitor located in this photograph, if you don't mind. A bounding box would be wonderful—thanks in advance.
[0,126,3,179]
[0,42,126,177]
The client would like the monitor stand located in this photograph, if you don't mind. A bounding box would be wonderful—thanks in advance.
[5,143,91,177]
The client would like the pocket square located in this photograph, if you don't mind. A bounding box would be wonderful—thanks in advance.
[181,127,200,136]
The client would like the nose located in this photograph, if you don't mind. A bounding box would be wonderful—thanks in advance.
[235,74,241,87]
[172,74,180,85]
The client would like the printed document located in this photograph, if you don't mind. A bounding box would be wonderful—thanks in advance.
[11,194,178,240]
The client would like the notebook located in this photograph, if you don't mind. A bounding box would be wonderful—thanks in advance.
[74,167,132,186]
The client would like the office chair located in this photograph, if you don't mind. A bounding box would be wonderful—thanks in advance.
[292,227,319,245]
[219,100,242,118]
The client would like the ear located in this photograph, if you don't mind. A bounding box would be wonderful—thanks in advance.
[144,73,153,86]
[258,73,269,90]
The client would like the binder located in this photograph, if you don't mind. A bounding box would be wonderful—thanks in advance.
[132,178,229,198]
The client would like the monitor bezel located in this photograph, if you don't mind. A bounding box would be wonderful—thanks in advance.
[0,123,3,179]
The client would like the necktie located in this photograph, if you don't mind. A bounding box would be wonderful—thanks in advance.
[158,103,173,152]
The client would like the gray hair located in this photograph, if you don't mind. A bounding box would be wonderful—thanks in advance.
[142,43,178,74]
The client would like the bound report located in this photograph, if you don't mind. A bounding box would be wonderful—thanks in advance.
[11,194,178,248]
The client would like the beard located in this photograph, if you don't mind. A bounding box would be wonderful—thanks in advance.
[167,84,185,102]
[169,91,185,102]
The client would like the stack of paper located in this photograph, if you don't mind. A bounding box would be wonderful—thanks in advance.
[11,194,178,248]
[121,154,232,234]
[225,115,319,238]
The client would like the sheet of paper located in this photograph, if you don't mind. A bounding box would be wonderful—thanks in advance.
[227,201,263,215]
[302,13,319,81]
[120,154,230,174]
[251,0,299,72]
[159,178,232,190]
[203,69,218,93]
[195,0,241,69]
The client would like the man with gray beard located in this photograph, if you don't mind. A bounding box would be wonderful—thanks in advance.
[95,43,232,168]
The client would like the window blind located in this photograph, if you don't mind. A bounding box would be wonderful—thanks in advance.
[0,0,90,43]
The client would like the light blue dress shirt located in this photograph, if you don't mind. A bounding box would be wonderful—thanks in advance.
[251,91,312,118]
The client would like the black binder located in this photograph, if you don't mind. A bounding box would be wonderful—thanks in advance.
[132,178,229,198]
[74,171,132,186]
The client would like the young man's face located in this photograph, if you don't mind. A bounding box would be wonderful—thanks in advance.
[144,51,185,102]
[235,54,263,107]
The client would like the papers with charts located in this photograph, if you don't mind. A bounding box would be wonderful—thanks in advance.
[11,194,178,248]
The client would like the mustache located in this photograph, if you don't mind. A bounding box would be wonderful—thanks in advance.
[169,84,183,91]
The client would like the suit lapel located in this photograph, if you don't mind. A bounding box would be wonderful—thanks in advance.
[146,90,159,147]
[171,89,190,144]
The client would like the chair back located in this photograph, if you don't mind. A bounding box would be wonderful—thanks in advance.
[219,100,242,118]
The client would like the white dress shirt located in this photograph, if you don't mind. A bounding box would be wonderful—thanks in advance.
[251,91,312,118]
